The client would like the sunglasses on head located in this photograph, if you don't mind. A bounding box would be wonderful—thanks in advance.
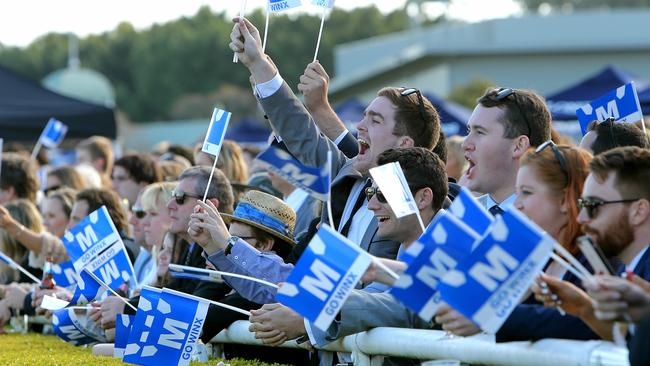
[495,88,532,137]
[131,207,146,220]
[401,87,427,124]
[577,197,640,219]
[171,190,201,205]
[535,140,568,177]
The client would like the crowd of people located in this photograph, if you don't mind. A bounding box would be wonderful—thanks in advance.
[1,16,650,366]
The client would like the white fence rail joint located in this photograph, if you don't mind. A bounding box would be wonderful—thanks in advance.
[210,321,629,366]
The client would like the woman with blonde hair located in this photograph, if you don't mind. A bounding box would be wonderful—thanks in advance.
[139,181,177,286]
[0,200,44,284]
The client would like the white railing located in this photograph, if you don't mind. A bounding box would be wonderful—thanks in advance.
[211,321,629,366]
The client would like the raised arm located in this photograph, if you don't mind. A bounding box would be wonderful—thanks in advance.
[229,17,348,173]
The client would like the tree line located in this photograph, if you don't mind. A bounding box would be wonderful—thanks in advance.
[0,6,416,122]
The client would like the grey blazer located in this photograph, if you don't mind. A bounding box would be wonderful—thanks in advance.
[260,82,399,260]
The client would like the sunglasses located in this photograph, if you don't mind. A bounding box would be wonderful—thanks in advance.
[171,190,201,205]
[495,88,532,137]
[365,186,387,203]
[401,87,427,124]
[535,140,568,177]
[577,197,640,219]
[365,184,425,204]
[43,184,61,195]
[131,207,146,220]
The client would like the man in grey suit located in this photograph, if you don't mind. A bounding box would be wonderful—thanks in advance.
[248,148,449,366]
[227,17,441,262]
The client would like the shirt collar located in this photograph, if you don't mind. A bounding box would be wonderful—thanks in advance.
[486,193,517,210]
[628,244,650,272]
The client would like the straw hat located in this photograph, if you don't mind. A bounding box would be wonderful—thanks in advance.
[221,190,297,248]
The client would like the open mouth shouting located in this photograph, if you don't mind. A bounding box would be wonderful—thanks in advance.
[358,138,370,157]
[464,154,476,179]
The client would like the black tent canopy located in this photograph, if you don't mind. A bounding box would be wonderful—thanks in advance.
[0,64,116,142]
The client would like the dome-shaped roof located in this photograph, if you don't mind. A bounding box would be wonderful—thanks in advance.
[42,67,116,108]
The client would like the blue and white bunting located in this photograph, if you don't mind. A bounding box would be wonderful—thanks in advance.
[438,208,555,333]
[269,0,302,12]
[449,187,494,236]
[256,146,331,201]
[576,82,644,135]
[276,224,372,331]
[39,118,68,149]
[389,210,480,320]
[201,108,232,158]
[124,287,210,366]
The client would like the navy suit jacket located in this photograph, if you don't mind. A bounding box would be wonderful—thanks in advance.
[496,252,626,342]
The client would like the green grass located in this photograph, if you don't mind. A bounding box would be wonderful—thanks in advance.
[0,333,288,366]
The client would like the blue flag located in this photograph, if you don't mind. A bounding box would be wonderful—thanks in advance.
[39,118,68,148]
[276,224,372,331]
[438,208,554,333]
[256,146,330,201]
[576,82,644,135]
[202,108,231,158]
[449,187,494,236]
[114,314,135,358]
[269,0,302,12]
[68,270,105,305]
[52,308,99,346]
[124,287,210,366]
[389,210,480,320]
[62,206,136,291]
[124,286,162,363]
[51,260,77,288]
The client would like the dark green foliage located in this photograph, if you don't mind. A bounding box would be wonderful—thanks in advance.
[0,6,412,121]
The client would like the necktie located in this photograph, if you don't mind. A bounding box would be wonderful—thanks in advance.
[489,205,504,217]
[340,180,372,237]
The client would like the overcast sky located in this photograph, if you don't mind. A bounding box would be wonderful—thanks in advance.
[0,0,520,47]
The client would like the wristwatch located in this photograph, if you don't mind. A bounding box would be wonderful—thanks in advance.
[224,236,240,256]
